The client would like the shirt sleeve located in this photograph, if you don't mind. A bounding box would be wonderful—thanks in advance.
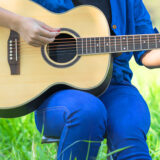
[31,0,74,13]
[133,0,157,66]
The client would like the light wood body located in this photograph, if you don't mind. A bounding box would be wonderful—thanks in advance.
[0,0,112,117]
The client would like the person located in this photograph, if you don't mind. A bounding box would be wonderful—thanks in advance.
[0,0,160,159]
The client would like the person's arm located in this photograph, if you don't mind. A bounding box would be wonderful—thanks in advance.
[0,7,20,30]
[0,7,60,47]
[133,0,160,68]
[141,49,160,68]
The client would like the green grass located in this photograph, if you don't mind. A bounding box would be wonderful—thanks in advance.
[1,1,160,159]
[133,81,160,160]
[0,115,58,160]
[0,59,160,160]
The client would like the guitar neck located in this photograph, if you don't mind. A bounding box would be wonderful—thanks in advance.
[77,33,160,55]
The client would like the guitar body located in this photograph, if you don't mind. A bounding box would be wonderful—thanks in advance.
[0,0,112,117]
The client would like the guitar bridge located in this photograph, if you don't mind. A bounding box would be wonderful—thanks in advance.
[7,30,20,75]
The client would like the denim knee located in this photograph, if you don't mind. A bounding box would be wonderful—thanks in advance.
[35,89,108,139]
[35,106,70,137]
[54,89,107,134]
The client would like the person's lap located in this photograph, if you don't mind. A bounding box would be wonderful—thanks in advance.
[35,89,107,160]
[100,83,151,159]
[35,83,151,160]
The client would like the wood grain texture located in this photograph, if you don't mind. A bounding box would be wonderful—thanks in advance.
[0,0,111,115]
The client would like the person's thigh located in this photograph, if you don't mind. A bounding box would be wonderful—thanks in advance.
[35,89,108,160]
[100,83,151,160]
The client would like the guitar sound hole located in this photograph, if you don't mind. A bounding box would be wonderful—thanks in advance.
[47,33,76,63]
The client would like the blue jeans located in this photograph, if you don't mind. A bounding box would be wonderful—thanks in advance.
[35,83,151,160]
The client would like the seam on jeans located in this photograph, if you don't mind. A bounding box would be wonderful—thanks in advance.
[35,106,70,114]
[36,106,71,137]
[56,109,72,159]
[39,106,71,147]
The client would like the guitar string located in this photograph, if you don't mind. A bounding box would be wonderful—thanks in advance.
[9,33,160,44]
[9,34,160,44]
[8,37,158,59]
[12,47,157,59]
[10,32,160,41]
[9,36,159,47]
[9,44,159,59]
[11,36,160,45]
[11,36,159,58]
[8,39,159,53]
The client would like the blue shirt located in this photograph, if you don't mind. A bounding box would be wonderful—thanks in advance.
[32,0,156,84]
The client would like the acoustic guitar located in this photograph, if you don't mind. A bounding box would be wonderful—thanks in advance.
[0,0,159,118]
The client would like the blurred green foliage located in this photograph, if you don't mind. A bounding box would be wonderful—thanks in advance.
[144,0,160,29]
[0,0,160,159]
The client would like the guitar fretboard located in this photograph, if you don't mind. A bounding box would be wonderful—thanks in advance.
[77,34,160,55]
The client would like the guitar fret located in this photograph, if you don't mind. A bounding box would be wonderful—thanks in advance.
[141,35,149,50]
[134,35,141,50]
[128,36,134,51]
[122,36,127,51]
[100,37,105,53]
[105,37,110,52]
[156,34,160,48]
[99,37,101,53]
[127,36,128,51]
[81,38,83,55]
[115,36,121,52]
[153,34,156,49]
[115,36,117,52]
[149,34,156,49]
[140,35,142,50]
[110,36,116,52]
[133,35,135,50]
[90,38,92,53]
[86,37,87,54]
[147,35,149,49]
[77,34,160,55]
[86,38,91,54]
[95,37,100,53]
[104,37,106,52]
[77,38,82,55]
[120,36,122,51]
[109,36,111,52]
[94,37,96,53]
[155,34,158,48]
[103,37,105,52]
[91,37,95,53]
[89,38,92,53]
[83,38,86,54]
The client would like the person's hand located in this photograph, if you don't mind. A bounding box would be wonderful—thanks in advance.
[17,17,60,47]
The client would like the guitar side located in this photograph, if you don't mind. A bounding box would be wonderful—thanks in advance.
[0,0,112,117]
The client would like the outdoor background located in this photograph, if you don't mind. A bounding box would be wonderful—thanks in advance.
[0,0,160,159]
